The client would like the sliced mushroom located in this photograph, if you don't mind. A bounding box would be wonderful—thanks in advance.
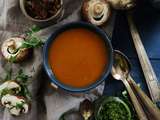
[1,37,29,62]
[9,107,21,116]
[0,81,21,97]
[107,0,136,10]
[1,94,29,116]
[82,0,111,26]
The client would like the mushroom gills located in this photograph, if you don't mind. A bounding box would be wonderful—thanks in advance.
[1,94,29,116]
[93,14,104,21]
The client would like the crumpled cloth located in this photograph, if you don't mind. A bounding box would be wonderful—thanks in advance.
[0,0,115,120]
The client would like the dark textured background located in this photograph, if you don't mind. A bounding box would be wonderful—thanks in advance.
[104,0,160,102]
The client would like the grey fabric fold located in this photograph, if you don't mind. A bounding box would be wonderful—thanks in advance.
[0,0,115,120]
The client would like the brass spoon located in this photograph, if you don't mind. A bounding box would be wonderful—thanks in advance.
[111,50,148,120]
[112,50,160,120]
[79,99,93,120]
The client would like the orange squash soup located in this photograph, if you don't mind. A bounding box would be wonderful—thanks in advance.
[48,28,108,88]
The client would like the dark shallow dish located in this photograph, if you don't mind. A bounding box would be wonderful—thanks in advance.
[43,22,113,93]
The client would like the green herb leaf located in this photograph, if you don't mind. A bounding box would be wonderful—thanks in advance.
[21,35,43,49]
[15,101,25,109]
[15,69,30,85]
[9,56,17,63]
[23,25,43,48]
[0,88,11,97]
[18,85,32,100]
[20,25,43,49]
[27,25,41,36]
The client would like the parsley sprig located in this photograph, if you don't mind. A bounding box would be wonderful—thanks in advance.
[8,25,43,63]
[15,69,30,85]
[21,25,44,49]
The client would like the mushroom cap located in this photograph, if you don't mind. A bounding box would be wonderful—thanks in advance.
[82,0,111,26]
[107,0,136,10]
[1,37,29,62]
[0,80,21,97]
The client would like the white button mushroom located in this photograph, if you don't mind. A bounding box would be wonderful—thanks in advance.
[9,103,29,116]
[9,107,21,116]
[82,0,111,26]
[107,0,136,10]
[0,81,21,97]
[1,37,29,62]
[1,94,29,116]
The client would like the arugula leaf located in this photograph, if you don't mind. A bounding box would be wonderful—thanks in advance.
[20,25,43,49]
[27,25,41,36]
[18,85,32,100]
[7,26,43,55]
[15,69,30,85]
[0,88,12,97]
[21,35,43,49]
[15,101,25,109]
[15,69,32,100]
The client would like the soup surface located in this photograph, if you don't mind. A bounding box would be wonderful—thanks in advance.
[49,28,108,88]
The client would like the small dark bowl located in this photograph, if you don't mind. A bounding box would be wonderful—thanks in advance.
[43,22,113,93]
[19,0,63,27]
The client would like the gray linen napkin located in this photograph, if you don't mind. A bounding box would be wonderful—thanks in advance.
[0,0,116,120]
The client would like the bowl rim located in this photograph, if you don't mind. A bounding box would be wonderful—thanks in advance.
[43,21,113,93]
[19,0,63,22]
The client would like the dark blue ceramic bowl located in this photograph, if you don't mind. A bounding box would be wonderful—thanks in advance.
[43,22,113,93]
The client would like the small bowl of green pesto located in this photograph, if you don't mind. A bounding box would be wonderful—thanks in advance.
[95,97,131,120]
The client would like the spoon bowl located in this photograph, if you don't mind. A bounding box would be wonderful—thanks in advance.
[79,99,93,120]
[111,50,131,80]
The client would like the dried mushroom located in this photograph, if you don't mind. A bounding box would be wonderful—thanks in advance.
[82,0,111,26]
[1,94,29,116]
[25,0,62,20]
[107,0,136,10]
[1,37,29,62]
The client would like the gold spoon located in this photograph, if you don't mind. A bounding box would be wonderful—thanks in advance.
[79,99,93,120]
[111,50,148,120]
[112,50,160,120]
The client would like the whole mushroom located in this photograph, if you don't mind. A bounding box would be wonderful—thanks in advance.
[107,0,136,10]
[82,0,111,26]
[1,37,29,62]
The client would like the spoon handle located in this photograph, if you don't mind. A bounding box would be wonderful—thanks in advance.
[122,79,148,120]
[127,14,160,103]
[128,75,160,120]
